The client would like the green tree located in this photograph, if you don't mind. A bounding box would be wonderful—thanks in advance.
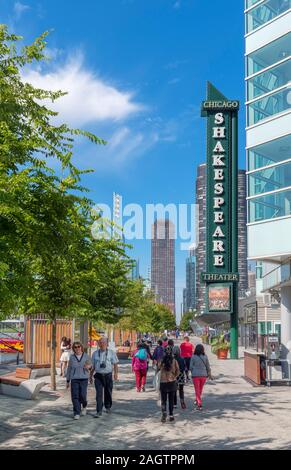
[0,26,135,389]
[179,310,195,331]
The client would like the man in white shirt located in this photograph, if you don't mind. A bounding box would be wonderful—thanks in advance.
[90,336,119,417]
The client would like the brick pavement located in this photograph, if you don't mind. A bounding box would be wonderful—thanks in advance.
[1,337,291,450]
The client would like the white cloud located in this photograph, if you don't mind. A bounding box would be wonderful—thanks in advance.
[88,126,159,170]
[14,2,30,20]
[168,77,181,85]
[22,54,144,127]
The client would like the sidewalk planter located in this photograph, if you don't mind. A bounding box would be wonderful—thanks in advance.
[216,348,229,360]
[211,334,230,359]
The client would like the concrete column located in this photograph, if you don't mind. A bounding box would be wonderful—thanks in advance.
[280,287,291,360]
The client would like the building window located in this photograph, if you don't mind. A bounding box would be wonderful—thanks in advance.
[248,160,291,196]
[247,32,291,77]
[258,321,272,334]
[247,58,291,101]
[246,0,291,34]
[246,0,264,8]
[247,135,291,171]
[247,86,291,126]
[248,188,291,222]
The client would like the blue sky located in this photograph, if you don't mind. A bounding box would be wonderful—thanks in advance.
[1,0,246,321]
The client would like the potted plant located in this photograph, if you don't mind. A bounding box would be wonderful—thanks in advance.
[211,335,230,359]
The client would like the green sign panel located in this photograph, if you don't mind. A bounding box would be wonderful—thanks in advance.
[201,82,239,358]
[201,83,238,275]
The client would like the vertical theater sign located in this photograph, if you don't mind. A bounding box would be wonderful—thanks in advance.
[201,82,239,359]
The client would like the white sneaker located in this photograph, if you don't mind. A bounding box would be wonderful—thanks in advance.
[74,415,80,420]
[81,408,87,416]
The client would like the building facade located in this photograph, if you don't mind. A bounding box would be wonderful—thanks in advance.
[183,249,196,313]
[151,219,175,314]
[195,164,207,313]
[131,259,140,280]
[245,0,291,356]
[238,170,249,295]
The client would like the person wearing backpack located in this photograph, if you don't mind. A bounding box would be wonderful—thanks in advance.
[152,339,164,390]
[189,343,213,410]
[132,341,150,392]
[172,345,186,409]
[159,345,179,423]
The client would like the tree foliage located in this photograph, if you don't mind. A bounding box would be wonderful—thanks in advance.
[179,310,195,331]
[117,283,176,334]
[0,25,140,389]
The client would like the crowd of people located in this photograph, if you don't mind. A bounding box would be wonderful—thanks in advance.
[64,334,213,422]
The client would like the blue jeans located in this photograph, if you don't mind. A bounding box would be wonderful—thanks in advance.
[71,379,88,416]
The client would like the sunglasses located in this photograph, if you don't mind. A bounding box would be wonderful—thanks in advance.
[74,345,81,349]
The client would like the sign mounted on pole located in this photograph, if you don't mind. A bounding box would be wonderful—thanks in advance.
[201,82,239,359]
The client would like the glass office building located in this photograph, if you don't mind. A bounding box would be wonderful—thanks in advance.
[245,0,291,356]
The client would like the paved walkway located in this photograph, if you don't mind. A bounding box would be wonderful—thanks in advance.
[1,338,291,450]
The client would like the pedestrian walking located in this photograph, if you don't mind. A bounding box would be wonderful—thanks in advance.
[189,343,213,410]
[172,345,186,409]
[152,339,164,364]
[132,341,150,392]
[159,345,179,423]
[167,338,174,348]
[162,335,168,348]
[141,338,153,369]
[60,336,72,377]
[66,342,91,420]
[180,336,194,381]
[152,339,164,391]
[90,337,119,418]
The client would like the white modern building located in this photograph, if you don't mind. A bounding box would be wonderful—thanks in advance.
[245,0,291,357]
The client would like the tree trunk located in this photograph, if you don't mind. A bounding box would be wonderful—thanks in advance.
[89,321,92,357]
[51,317,57,391]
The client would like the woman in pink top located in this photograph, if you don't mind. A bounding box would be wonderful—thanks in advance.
[162,336,168,348]
[180,336,194,381]
[132,342,150,392]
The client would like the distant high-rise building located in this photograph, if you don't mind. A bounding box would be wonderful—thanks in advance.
[144,267,151,291]
[248,271,256,291]
[183,288,187,314]
[195,165,248,312]
[238,170,248,296]
[183,248,196,313]
[151,219,175,314]
[131,259,140,280]
[195,164,207,314]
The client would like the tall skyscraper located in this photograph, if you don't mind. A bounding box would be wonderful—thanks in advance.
[183,288,187,314]
[195,164,207,314]
[245,0,291,355]
[151,219,175,314]
[183,248,196,313]
[238,170,248,295]
[195,165,248,312]
[131,259,140,280]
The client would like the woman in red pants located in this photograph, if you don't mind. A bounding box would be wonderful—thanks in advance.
[189,344,213,410]
[132,342,150,392]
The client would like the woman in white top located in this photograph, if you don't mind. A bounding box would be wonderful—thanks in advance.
[60,336,72,377]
